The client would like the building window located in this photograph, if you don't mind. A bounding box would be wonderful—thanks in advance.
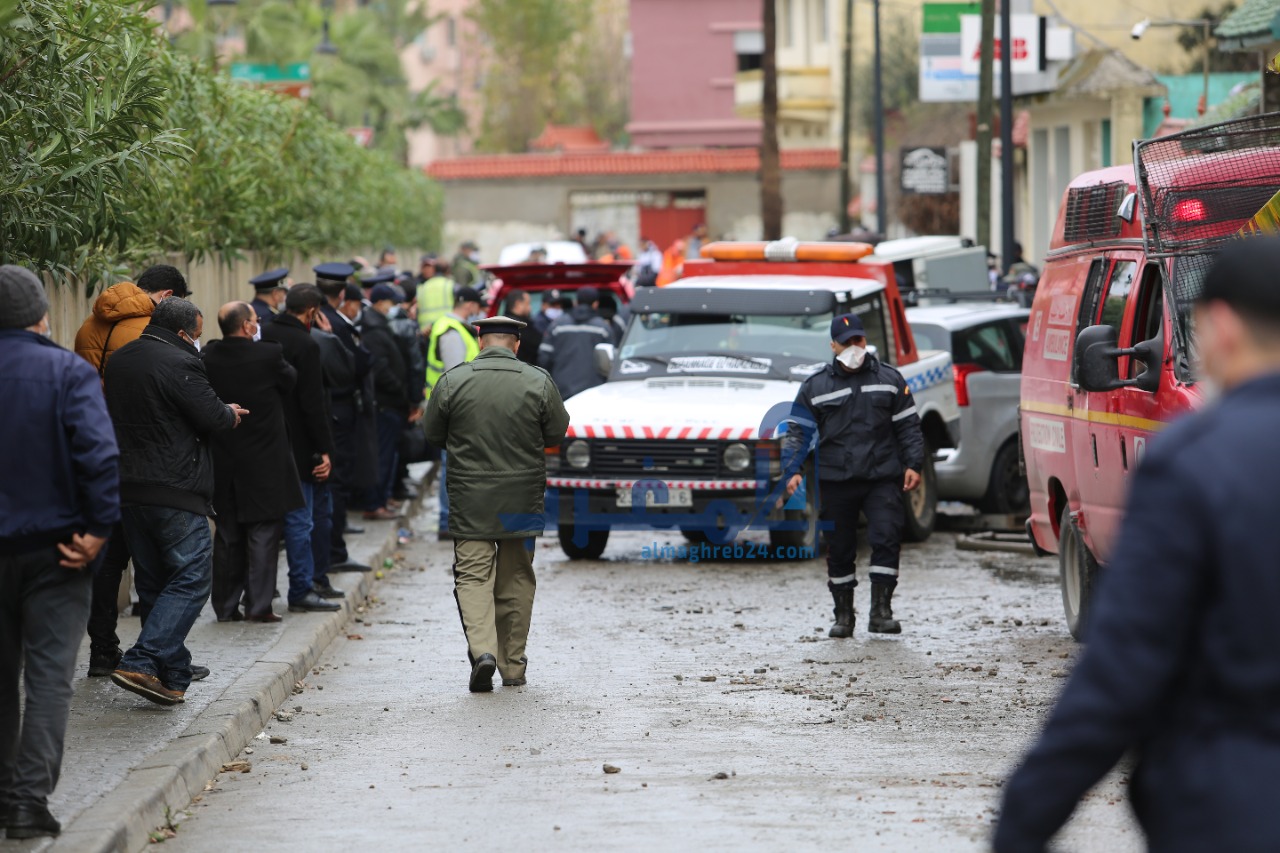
[780,0,794,48]
[446,16,456,47]
[735,30,764,72]
[1101,119,1112,168]
[817,0,830,44]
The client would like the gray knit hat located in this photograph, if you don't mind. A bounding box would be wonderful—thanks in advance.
[0,265,49,330]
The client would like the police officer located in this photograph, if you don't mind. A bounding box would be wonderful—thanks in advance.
[781,313,924,637]
[423,316,569,693]
[538,286,615,398]
[248,268,289,329]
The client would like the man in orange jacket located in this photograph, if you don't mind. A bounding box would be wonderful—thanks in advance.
[72,265,193,678]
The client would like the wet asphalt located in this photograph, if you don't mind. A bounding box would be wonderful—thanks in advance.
[167,508,1142,852]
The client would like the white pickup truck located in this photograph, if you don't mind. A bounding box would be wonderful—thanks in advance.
[545,241,959,559]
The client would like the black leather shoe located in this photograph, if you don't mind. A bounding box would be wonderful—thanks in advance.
[190,665,210,682]
[288,592,341,613]
[469,654,497,693]
[88,647,122,677]
[329,560,372,573]
[344,524,366,535]
[312,581,345,600]
[7,803,61,839]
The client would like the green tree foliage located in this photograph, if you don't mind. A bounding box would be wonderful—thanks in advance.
[1178,3,1256,73]
[467,0,629,153]
[0,0,442,285]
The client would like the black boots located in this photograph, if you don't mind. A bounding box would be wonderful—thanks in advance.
[868,583,901,634]
[469,653,497,693]
[828,587,855,638]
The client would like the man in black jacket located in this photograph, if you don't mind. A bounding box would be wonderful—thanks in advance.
[503,288,543,367]
[103,297,243,706]
[538,287,615,399]
[261,286,341,613]
[202,303,304,622]
[358,283,413,519]
[780,313,924,638]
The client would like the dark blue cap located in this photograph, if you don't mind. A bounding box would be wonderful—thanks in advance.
[830,313,866,344]
[369,283,403,304]
[361,270,396,286]
[249,267,289,289]
[314,262,356,282]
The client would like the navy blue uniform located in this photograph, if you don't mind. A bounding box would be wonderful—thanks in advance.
[996,373,1280,853]
[250,297,275,327]
[781,356,923,588]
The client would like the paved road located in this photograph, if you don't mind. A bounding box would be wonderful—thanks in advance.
[170,509,1142,852]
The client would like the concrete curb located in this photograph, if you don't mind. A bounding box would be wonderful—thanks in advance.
[49,515,413,853]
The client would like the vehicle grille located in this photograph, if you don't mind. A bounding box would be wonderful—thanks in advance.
[588,439,724,478]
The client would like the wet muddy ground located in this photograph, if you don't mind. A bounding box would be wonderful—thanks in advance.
[170,512,1141,852]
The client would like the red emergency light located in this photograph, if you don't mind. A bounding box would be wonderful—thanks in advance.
[1172,198,1208,222]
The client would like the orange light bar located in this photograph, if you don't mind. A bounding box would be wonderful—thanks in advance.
[700,240,875,263]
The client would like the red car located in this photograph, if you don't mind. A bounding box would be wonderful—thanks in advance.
[481,262,634,317]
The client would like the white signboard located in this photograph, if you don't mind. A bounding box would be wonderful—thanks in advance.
[960,14,1043,77]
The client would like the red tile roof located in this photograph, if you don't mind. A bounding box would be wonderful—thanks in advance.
[529,125,611,153]
[425,148,840,181]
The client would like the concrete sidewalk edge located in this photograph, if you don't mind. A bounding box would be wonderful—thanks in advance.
[48,514,414,853]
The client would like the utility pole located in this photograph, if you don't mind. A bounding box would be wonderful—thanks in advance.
[838,0,854,234]
[976,0,995,249]
[761,0,783,239]
[873,0,886,235]
[999,0,1016,272]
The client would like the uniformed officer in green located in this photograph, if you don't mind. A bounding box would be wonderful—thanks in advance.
[423,315,570,692]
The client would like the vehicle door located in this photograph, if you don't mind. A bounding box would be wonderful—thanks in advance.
[954,318,1023,452]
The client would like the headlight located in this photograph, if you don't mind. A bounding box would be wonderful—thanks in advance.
[565,439,591,469]
[723,442,751,472]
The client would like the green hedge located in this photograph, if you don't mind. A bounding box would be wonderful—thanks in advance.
[0,0,441,285]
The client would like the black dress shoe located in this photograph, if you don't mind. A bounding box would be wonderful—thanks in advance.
[190,665,210,682]
[288,592,341,612]
[344,524,366,535]
[330,560,372,573]
[312,581,345,600]
[7,803,61,839]
[469,654,497,693]
[216,611,244,623]
[88,647,122,677]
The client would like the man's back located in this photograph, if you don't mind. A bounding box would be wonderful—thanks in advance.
[540,305,613,398]
[73,282,153,375]
[996,373,1280,852]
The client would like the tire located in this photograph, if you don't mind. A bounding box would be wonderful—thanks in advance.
[558,524,609,560]
[770,472,819,553]
[979,441,1031,515]
[1058,506,1099,641]
[902,446,937,543]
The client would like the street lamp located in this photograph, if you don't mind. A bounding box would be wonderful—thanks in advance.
[315,19,339,55]
[1132,17,1214,115]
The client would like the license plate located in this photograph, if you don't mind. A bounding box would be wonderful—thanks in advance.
[616,486,692,508]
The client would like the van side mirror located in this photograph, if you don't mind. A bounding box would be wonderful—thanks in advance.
[593,342,616,378]
[1075,325,1162,394]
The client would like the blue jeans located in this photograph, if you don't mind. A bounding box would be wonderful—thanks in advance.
[119,506,213,692]
[365,408,402,511]
[283,481,327,604]
[309,482,333,589]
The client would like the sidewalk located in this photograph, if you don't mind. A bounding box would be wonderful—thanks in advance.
[4,493,425,853]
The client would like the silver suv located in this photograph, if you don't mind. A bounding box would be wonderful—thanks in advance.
[906,304,1030,514]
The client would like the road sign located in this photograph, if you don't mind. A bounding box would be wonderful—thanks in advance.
[230,63,312,99]
[900,147,950,195]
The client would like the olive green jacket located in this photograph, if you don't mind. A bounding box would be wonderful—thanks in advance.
[423,346,570,539]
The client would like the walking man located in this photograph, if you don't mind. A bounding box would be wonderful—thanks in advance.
[423,316,569,692]
[73,263,190,677]
[0,266,119,839]
[995,239,1280,852]
[202,302,303,622]
[104,296,244,706]
[781,313,923,637]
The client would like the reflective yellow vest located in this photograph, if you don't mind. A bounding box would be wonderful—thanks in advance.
[417,276,454,333]
[426,314,479,395]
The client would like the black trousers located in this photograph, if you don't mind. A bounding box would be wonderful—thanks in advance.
[0,546,92,809]
[212,517,283,620]
[819,477,903,591]
[87,521,130,655]
[329,400,357,564]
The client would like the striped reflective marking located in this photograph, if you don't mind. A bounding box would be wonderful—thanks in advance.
[1020,400,1167,433]
[811,387,853,405]
[869,565,899,576]
[892,405,918,422]
[861,384,898,393]
[829,574,856,585]
[552,324,611,336]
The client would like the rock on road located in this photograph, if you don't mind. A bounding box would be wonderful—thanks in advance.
[170,511,1141,852]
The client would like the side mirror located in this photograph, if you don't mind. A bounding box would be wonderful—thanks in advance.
[593,342,616,378]
[1075,325,1163,394]
[1117,191,1137,223]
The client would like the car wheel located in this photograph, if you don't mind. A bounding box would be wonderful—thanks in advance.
[558,524,608,560]
[769,472,819,554]
[979,441,1031,515]
[902,446,937,543]
[1058,505,1098,641]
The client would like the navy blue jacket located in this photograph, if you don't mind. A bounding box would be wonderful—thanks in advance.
[0,329,120,553]
[995,373,1280,853]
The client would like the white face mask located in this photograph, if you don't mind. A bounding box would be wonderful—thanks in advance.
[544,307,564,322]
[836,343,866,370]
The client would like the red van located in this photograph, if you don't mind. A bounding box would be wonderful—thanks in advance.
[1020,114,1280,638]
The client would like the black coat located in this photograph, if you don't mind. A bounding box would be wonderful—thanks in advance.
[507,312,543,366]
[261,314,335,483]
[995,373,1280,853]
[103,325,237,516]
[201,338,304,522]
[358,308,409,412]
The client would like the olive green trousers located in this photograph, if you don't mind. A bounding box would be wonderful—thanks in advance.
[452,538,535,680]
